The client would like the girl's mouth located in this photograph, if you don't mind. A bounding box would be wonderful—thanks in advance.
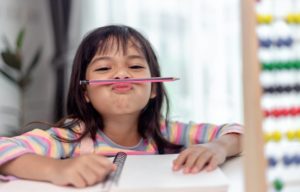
[112,83,133,93]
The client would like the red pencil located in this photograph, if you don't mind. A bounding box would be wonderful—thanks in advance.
[80,77,179,85]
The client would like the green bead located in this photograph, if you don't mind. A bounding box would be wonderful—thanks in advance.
[285,61,292,69]
[296,61,300,69]
[273,178,284,191]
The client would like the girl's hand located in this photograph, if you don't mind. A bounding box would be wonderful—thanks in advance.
[172,143,227,174]
[48,154,116,188]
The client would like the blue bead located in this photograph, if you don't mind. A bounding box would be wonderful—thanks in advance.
[293,155,300,164]
[259,39,272,48]
[268,157,277,167]
[284,37,293,46]
[283,155,293,166]
[275,38,282,47]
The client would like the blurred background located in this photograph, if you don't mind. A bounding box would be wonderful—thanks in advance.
[0,0,242,136]
[2,0,300,191]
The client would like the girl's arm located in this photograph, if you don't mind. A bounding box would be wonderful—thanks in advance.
[172,133,242,173]
[0,153,115,188]
[161,121,243,173]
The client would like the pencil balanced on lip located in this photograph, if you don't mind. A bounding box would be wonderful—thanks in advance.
[79,77,180,85]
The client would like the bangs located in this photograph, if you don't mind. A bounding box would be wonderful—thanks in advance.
[96,34,144,56]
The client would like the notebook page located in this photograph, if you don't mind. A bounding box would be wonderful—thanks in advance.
[111,154,229,192]
[0,154,228,192]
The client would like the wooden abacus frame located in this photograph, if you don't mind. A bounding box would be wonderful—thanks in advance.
[241,0,267,191]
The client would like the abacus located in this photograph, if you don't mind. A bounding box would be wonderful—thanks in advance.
[242,0,300,191]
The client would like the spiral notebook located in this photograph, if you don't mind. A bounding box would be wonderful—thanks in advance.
[0,153,229,192]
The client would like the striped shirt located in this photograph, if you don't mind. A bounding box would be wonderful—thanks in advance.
[0,121,243,167]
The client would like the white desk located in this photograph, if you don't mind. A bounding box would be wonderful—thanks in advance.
[221,156,244,192]
[0,156,245,192]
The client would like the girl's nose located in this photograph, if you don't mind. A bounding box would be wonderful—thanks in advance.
[113,68,130,79]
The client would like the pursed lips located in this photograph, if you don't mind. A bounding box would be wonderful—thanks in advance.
[112,83,133,93]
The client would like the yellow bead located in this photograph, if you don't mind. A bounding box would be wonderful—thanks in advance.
[264,132,272,142]
[272,131,282,142]
[296,130,300,139]
[265,15,273,23]
[257,15,265,24]
[286,14,295,24]
[295,14,300,23]
[286,130,296,141]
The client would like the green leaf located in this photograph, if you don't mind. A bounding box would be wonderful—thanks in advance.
[24,47,42,79]
[1,51,22,71]
[16,28,25,50]
[0,68,18,85]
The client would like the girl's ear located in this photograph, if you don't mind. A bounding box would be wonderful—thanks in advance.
[150,84,157,99]
[84,91,90,103]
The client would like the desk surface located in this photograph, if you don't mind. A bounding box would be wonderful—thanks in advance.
[0,156,245,192]
[221,156,244,192]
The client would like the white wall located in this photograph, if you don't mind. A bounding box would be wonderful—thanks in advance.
[0,0,54,135]
[78,0,243,125]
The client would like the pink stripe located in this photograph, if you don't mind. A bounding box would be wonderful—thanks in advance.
[160,121,167,133]
[50,128,63,138]
[0,143,16,151]
[0,150,32,165]
[194,124,202,144]
[209,127,218,141]
[175,123,182,144]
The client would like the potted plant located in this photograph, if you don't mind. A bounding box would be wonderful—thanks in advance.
[0,28,42,135]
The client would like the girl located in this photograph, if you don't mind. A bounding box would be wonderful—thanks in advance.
[0,25,243,188]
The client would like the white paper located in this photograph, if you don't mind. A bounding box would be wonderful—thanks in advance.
[0,154,229,192]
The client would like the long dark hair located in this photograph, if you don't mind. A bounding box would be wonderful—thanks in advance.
[55,25,182,154]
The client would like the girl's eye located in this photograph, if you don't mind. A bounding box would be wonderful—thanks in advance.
[130,65,145,69]
[95,67,111,71]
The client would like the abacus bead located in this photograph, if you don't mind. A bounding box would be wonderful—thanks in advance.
[276,38,283,47]
[272,131,282,142]
[295,14,300,23]
[285,37,293,46]
[257,15,265,23]
[265,15,272,23]
[295,84,300,92]
[295,130,300,139]
[286,130,296,140]
[264,132,273,142]
[283,155,293,166]
[294,155,300,164]
[284,86,291,92]
[273,178,284,191]
[268,156,277,167]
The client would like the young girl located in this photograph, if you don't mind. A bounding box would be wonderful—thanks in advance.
[0,25,243,188]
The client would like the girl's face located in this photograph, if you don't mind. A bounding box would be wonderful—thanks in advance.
[84,40,156,118]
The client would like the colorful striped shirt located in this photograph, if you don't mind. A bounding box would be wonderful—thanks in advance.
[0,121,243,168]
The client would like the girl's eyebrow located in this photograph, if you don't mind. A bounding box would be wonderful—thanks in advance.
[90,56,112,65]
[91,55,145,64]
[126,55,145,60]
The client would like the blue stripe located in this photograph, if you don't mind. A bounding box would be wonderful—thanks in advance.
[201,124,208,143]
[26,136,48,155]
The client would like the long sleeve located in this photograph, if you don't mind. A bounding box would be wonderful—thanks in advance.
[160,120,243,147]
[0,127,80,167]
